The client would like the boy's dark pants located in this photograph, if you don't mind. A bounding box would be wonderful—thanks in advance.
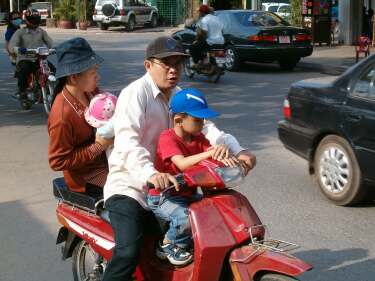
[102,195,161,281]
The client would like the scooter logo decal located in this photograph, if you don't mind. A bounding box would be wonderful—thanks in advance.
[186,94,205,104]
[64,217,115,250]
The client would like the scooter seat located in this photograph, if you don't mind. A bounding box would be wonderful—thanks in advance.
[53,177,102,212]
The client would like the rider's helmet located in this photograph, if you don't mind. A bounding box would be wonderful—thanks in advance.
[24,8,41,28]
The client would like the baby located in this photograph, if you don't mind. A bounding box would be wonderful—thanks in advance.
[85,92,117,157]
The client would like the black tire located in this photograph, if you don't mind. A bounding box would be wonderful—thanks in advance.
[314,135,365,206]
[150,13,158,28]
[278,57,300,71]
[207,67,222,83]
[41,81,55,115]
[257,273,298,281]
[98,22,108,30]
[20,99,31,110]
[225,45,240,71]
[126,15,135,32]
[183,58,195,79]
[72,240,102,281]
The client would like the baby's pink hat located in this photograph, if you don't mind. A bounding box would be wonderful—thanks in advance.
[85,92,117,128]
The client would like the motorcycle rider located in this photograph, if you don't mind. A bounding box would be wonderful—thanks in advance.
[190,4,224,68]
[8,8,54,108]
[4,11,22,64]
[102,36,256,281]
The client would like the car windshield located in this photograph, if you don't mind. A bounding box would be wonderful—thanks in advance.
[31,2,50,9]
[97,0,120,5]
[268,5,279,12]
[234,11,289,27]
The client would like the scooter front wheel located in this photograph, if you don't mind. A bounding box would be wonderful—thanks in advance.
[41,81,55,116]
[72,240,104,281]
[256,273,299,281]
[184,58,195,79]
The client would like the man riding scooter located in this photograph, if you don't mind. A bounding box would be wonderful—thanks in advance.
[9,8,54,109]
[190,5,224,69]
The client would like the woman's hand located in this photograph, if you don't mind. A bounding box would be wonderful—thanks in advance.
[95,134,114,150]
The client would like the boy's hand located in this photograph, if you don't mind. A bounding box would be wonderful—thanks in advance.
[208,144,229,160]
[148,173,179,192]
[219,156,239,168]
[236,150,256,175]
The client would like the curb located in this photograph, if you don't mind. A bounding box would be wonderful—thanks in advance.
[298,61,348,75]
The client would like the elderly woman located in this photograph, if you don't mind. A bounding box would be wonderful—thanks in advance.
[48,37,112,196]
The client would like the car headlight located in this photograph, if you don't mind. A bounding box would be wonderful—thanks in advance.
[38,47,49,56]
[215,166,245,187]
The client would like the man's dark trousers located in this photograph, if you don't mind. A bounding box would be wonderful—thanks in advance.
[102,195,161,281]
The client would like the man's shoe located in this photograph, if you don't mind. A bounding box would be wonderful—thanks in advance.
[11,92,20,100]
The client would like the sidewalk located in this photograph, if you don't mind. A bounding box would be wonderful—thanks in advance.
[299,45,369,75]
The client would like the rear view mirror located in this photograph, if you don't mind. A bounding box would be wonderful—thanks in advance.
[184,18,196,30]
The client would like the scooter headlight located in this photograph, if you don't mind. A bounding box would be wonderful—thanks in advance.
[37,47,49,56]
[215,166,245,187]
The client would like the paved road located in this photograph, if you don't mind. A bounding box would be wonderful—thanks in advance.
[1,28,375,281]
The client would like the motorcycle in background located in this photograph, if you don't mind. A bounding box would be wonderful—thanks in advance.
[53,159,312,281]
[183,46,226,83]
[15,47,56,114]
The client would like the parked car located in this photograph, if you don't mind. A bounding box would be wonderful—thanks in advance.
[278,55,375,206]
[93,0,158,31]
[262,2,291,18]
[26,2,51,23]
[172,10,313,71]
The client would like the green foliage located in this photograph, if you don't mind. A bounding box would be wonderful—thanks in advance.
[53,0,76,21]
[290,0,303,27]
[76,0,88,21]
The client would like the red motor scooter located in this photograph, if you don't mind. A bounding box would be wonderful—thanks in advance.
[54,160,312,281]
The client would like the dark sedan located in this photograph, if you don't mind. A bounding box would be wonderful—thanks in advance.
[278,55,375,206]
[172,10,313,71]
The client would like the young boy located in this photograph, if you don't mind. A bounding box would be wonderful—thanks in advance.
[147,88,238,266]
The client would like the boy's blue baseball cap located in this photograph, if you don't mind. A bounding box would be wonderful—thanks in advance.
[170,88,219,119]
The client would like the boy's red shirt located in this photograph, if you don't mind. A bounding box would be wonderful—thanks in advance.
[150,128,211,196]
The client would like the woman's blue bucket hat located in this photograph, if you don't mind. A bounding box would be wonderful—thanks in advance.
[55,37,103,79]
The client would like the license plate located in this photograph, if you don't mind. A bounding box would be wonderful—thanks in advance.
[216,57,226,64]
[279,36,290,44]
[103,18,111,23]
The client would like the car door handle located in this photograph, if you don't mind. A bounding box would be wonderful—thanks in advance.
[346,114,362,122]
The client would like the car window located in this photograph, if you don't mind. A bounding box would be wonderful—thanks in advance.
[278,6,290,13]
[268,5,279,12]
[234,11,288,27]
[216,13,230,32]
[137,0,147,5]
[352,67,375,99]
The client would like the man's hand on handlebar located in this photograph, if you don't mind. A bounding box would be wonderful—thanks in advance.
[148,173,179,192]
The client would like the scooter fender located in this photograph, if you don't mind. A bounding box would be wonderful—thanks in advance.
[229,245,312,281]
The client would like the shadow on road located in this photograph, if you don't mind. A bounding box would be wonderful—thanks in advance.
[296,248,375,281]
[0,200,71,281]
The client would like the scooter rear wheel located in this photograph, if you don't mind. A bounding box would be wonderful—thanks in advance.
[183,58,195,79]
[72,240,103,281]
[256,273,298,281]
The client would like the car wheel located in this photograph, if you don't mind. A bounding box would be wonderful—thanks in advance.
[150,14,158,28]
[278,57,300,71]
[98,22,108,30]
[314,135,366,206]
[126,15,135,32]
[225,45,240,71]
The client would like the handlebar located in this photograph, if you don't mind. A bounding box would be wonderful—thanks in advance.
[14,47,56,56]
[146,174,186,193]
